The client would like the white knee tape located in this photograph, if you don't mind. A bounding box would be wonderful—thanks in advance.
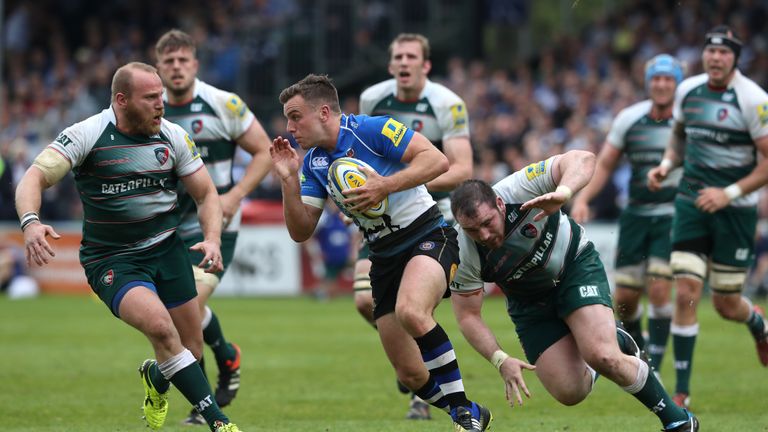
[615,264,645,289]
[622,357,649,394]
[709,263,746,292]
[670,323,699,337]
[670,251,706,281]
[192,265,220,289]
[158,348,197,380]
[648,303,673,319]
[647,257,672,279]
[201,305,213,329]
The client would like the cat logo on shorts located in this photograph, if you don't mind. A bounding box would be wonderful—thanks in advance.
[101,269,114,286]
[419,241,435,251]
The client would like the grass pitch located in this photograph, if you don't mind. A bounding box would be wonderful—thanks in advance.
[1,294,767,431]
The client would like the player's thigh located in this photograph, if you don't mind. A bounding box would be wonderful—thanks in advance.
[709,207,757,293]
[535,333,592,405]
[398,226,460,311]
[671,198,712,248]
[84,254,155,318]
[155,235,199,308]
[615,212,650,283]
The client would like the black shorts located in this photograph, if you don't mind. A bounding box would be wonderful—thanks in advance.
[369,225,459,320]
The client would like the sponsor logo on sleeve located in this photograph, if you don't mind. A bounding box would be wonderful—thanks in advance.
[381,118,407,147]
[758,102,768,126]
[184,134,201,160]
[225,95,247,118]
[450,103,467,128]
[525,161,547,180]
[54,133,73,147]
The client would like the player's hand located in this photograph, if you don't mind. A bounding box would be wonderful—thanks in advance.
[219,190,241,228]
[343,165,390,213]
[498,357,535,408]
[570,199,591,224]
[190,240,224,274]
[521,191,569,221]
[696,187,731,213]
[269,136,300,181]
[22,222,60,267]
[647,165,669,192]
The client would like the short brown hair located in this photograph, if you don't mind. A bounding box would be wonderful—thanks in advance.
[388,33,431,60]
[278,74,341,114]
[450,179,497,220]
[111,62,158,101]
[155,29,196,57]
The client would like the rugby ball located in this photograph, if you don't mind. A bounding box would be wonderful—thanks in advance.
[327,157,388,219]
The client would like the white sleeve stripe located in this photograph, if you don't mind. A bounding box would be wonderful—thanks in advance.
[302,196,325,209]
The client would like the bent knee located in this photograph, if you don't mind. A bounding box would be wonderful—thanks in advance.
[551,387,589,406]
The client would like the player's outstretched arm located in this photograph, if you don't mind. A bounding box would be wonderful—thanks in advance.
[571,144,621,224]
[183,165,224,273]
[451,290,535,408]
[696,135,768,213]
[221,119,273,226]
[648,121,686,191]
[15,164,62,267]
[522,150,595,221]
[425,136,473,192]
[270,136,323,242]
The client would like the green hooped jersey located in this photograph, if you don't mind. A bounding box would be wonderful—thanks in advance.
[48,107,204,265]
[359,78,469,207]
[674,70,768,207]
[450,157,590,300]
[164,79,255,238]
[607,99,680,216]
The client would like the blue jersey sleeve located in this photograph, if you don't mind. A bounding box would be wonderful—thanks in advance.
[358,115,415,161]
[299,151,327,200]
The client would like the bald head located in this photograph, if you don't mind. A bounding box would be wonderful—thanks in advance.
[111,62,159,102]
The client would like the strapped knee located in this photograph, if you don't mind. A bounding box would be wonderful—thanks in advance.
[709,263,747,293]
[646,257,672,279]
[615,263,645,289]
[192,266,220,289]
[353,272,372,291]
[670,251,706,282]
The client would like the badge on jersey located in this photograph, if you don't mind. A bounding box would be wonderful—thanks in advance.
[225,94,247,118]
[381,118,407,147]
[154,147,169,165]
[758,102,768,126]
[450,103,467,129]
[525,161,547,181]
[184,134,201,159]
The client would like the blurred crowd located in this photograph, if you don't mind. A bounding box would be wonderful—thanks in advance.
[3,0,768,298]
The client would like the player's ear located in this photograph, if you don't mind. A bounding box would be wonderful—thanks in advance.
[423,59,432,75]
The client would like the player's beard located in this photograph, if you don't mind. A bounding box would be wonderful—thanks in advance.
[125,103,163,136]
